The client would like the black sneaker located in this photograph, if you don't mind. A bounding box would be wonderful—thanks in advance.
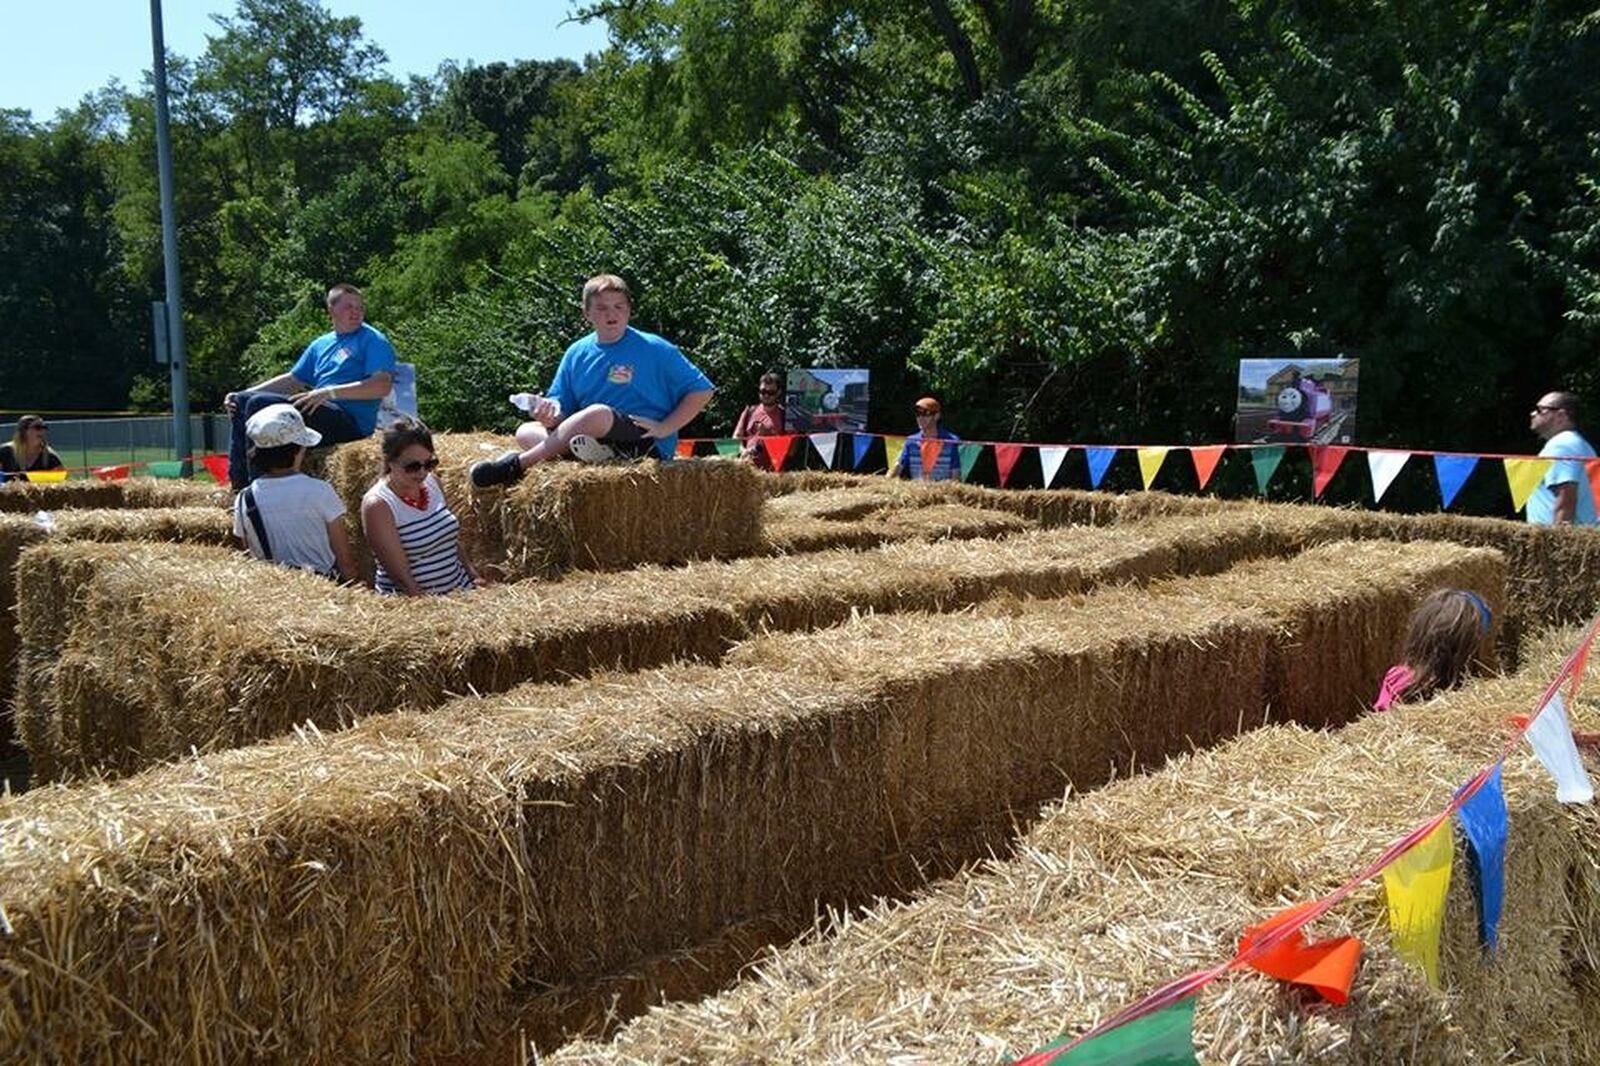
[470,451,525,488]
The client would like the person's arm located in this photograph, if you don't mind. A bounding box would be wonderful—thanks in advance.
[1554,482,1578,524]
[292,370,394,414]
[326,519,359,582]
[361,493,422,596]
[733,405,752,442]
[629,388,715,438]
[225,372,306,412]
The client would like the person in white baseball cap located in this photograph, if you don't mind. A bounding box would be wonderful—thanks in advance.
[232,403,357,580]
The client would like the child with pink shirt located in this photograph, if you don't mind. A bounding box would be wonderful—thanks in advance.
[1373,588,1493,710]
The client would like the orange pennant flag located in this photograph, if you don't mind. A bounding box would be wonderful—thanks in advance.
[201,454,232,485]
[758,434,798,471]
[918,438,944,480]
[675,439,694,459]
[1236,902,1362,1005]
[1190,446,1226,490]
[995,443,1025,488]
[94,464,131,482]
[1310,446,1349,498]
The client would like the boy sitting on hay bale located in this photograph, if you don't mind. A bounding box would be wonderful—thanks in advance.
[471,274,714,487]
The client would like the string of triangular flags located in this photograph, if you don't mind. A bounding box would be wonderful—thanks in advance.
[1004,615,1600,1064]
[0,454,232,484]
[685,434,1583,514]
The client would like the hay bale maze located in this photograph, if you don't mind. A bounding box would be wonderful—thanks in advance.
[0,475,226,513]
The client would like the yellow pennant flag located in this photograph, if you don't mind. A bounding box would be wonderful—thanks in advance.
[1381,820,1454,987]
[1136,447,1170,490]
[23,470,69,483]
[884,436,907,475]
[1503,458,1552,513]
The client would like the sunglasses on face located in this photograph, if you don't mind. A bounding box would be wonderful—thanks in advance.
[398,457,439,473]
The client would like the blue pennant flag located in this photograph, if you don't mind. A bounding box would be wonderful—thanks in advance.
[1456,765,1508,951]
[850,433,874,471]
[1434,455,1478,510]
[1086,447,1118,489]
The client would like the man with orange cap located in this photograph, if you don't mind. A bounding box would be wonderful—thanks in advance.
[889,395,962,481]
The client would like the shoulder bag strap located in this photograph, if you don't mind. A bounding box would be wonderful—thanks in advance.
[240,484,273,561]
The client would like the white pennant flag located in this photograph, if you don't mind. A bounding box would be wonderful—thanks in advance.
[1367,450,1411,504]
[1039,446,1070,487]
[1526,692,1595,803]
[809,432,839,469]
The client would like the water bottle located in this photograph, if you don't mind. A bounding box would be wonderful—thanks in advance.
[32,510,56,532]
[509,392,540,413]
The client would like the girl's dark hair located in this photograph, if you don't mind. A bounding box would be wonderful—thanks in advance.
[248,442,302,473]
[381,420,434,464]
[1397,588,1492,703]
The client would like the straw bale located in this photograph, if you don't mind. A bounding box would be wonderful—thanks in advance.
[761,470,873,496]
[16,508,1349,779]
[0,533,1509,1059]
[761,486,900,522]
[552,638,1591,1065]
[0,476,225,513]
[763,502,1034,554]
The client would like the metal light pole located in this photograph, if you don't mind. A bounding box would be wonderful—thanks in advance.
[150,0,192,473]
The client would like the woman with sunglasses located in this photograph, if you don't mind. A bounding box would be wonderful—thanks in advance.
[0,415,65,480]
[732,371,786,469]
[361,421,481,595]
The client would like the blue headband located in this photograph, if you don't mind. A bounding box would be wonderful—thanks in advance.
[1458,590,1493,635]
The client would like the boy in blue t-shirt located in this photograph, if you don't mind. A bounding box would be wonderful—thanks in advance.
[471,275,715,487]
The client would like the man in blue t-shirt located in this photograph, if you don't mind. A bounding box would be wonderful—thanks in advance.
[889,396,962,481]
[1526,390,1598,526]
[224,283,397,489]
[472,274,715,487]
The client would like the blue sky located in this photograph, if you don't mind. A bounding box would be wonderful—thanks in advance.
[1,0,609,120]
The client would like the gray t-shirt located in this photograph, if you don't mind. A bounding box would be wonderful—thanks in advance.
[233,472,345,573]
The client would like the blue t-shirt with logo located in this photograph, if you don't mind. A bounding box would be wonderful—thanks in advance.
[547,327,714,459]
[289,323,398,436]
[1527,429,1598,525]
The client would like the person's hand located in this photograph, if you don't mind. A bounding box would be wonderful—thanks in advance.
[533,397,561,427]
[629,414,666,439]
[292,388,333,414]
[223,391,239,414]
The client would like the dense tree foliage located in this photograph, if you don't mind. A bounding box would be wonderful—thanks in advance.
[3,0,1598,453]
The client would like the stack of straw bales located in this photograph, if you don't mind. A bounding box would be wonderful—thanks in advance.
[763,498,1035,553]
[0,476,226,513]
[320,434,766,580]
[15,510,1359,780]
[552,632,1592,1065]
[0,539,1501,1061]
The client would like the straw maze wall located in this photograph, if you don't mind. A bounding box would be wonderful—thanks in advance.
[1,523,1504,1061]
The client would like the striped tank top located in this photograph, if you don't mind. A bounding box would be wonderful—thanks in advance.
[367,474,475,595]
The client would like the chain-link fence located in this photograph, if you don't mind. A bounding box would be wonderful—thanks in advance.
[0,415,231,474]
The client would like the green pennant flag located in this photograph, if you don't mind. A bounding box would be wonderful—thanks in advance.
[958,443,984,482]
[1251,446,1285,496]
[713,438,741,457]
[1012,999,1198,1065]
[147,460,186,479]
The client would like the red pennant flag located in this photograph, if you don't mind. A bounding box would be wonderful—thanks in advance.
[1190,446,1226,490]
[94,464,131,482]
[995,443,1025,488]
[201,454,232,484]
[1310,446,1349,498]
[1236,902,1361,1005]
[757,434,798,471]
[1588,461,1600,515]
[675,439,694,459]
[918,438,943,480]
[1569,624,1599,706]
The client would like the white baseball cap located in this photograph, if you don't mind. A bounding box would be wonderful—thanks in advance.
[245,403,323,448]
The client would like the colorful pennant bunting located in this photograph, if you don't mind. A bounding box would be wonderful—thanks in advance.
[1504,458,1551,513]
[1040,446,1069,488]
[758,435,799,471]
[1524,692,1595,803]
[1366,450,1410,504]
[958,443,983,482]
[1015,998,1197,1065]
[810,432,839,469]
[1456,766,1508,951]
[884,436,907,476]
[201,454,232,484]
[1085,447,1117,490]
[1189,446,1226,490]
[1381,819,1454,987]
[1236,902,1361,1004]
[1434,454,1477,510]
[850,433,873,470]
[919,438,945,481]
[1136,447,1169,491]
[1250,446,1284,495]
[1310,446,1349,499]
[995,443,1025,488]
[714,438,741,457]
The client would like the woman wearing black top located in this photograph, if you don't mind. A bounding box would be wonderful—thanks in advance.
[0,415,64,480]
